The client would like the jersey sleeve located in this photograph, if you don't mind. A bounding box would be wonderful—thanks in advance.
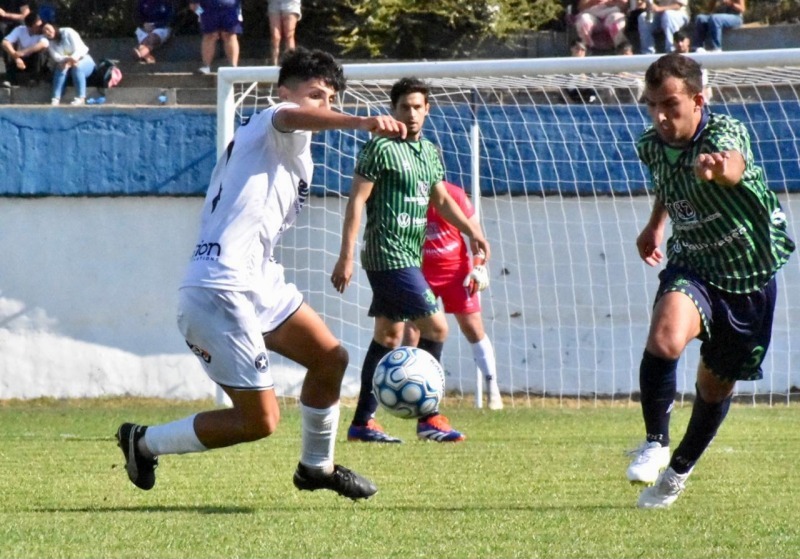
[269,102,310,157]
[354,138,385,182]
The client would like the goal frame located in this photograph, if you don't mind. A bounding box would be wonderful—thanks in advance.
[215,49,800,406]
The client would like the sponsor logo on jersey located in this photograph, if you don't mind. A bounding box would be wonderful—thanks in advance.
[397,213,411,228]
[403,181,430,206]
[675,225,748,252]
[192,240,221,261]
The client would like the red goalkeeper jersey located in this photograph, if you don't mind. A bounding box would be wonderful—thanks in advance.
[421,181,474,278]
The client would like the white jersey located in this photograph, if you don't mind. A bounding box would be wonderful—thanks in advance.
[181,103,312,291]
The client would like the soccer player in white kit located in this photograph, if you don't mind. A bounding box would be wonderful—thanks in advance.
[116,47,406,500]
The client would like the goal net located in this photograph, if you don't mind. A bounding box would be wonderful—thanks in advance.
[218,49,800,407]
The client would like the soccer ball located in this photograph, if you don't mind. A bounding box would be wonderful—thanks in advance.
[372,346,445,419]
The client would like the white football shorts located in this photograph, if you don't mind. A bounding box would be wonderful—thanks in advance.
[177,265,303,390]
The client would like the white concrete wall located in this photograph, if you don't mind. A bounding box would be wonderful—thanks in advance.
[2,195,799,400]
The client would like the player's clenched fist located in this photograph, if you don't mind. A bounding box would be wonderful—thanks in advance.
[360,115,407,139]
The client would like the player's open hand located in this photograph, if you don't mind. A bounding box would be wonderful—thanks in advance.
[331,257,353,294]
[361,115,407,139]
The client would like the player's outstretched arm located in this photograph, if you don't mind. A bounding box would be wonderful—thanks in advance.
[331,174,374,294]
[274,106,406,139]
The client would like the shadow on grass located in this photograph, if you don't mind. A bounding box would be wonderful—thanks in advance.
[29,505,256,514]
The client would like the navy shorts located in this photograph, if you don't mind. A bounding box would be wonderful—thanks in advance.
[655,265,777,382]
[366,267,439,322]
[200,3,243,34]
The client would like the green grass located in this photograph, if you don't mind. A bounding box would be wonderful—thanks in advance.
[1,398,799,559]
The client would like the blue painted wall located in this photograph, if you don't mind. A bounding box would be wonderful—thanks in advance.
[2,102,797,197]
[0,108,216,196]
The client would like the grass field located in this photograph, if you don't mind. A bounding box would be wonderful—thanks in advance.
[1,397,799,559]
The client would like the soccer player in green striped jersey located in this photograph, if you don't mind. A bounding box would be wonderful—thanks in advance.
[627,54,795,509]
[331,77,491,443]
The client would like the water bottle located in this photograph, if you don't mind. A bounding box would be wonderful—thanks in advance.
[646,0,654,23]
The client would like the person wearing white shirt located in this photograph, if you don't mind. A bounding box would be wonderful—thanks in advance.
[115,48,408,501]
[41,22,95,105]
[1,11,47,85]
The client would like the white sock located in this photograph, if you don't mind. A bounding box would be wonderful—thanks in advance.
[142,414,207,456]
[471,336,498,385]
[300,403,339,474]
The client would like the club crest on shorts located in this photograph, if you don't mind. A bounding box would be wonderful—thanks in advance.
[254,352,269,372]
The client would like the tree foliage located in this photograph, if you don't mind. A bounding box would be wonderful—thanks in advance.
[327,0,564,59]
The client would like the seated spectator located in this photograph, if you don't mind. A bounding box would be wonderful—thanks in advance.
[268,0,301,65]
[189,0,241,75]
[637,0,689,54]
[570,38,588,57]
[616,39,634,55]
[1,11,47,86]
[673,29,713,100]
[672,28,691,53]
[133,0,174,64]
[693,0,744,52]
[42,22,96,106]
[573,0,627,52]
[0,0,29,36]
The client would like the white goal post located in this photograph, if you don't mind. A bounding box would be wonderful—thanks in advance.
[217,49,800,407]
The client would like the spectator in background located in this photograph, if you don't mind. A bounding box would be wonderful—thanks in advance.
[0,0,29,36]
[616,39,634,55]
[637,0,689,54]
[134,0,174,64]
[190,0,241,75]
[672,28,690,53]
[268,0,301,66]
[673,29,712,100]
[573,0,627,53]
[42,22,95,106]
[570,38,587,57]
[693,0,744,53]
[1,11,47,86]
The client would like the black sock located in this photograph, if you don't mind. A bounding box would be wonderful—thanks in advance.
[416,338,444,422]
[639,349,678,447]
[352,340,392,426]
[670,389,732,475]
[417,337,443,362]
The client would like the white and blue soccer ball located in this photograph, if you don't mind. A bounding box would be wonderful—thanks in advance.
[372,346,445,419]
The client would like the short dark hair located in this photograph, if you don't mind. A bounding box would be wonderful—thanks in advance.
[24,12,41,27]
[644,53,704,96]
[277,47,346,93]
[390,77,429,108]
[673,30,689,43]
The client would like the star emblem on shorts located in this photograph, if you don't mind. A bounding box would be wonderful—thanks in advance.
[255,352,268,371]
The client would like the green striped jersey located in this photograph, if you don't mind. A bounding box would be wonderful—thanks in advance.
[355,136,444,271]
[637,112,795,293]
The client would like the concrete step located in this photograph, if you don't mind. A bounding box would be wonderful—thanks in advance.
[1,82,215,106]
